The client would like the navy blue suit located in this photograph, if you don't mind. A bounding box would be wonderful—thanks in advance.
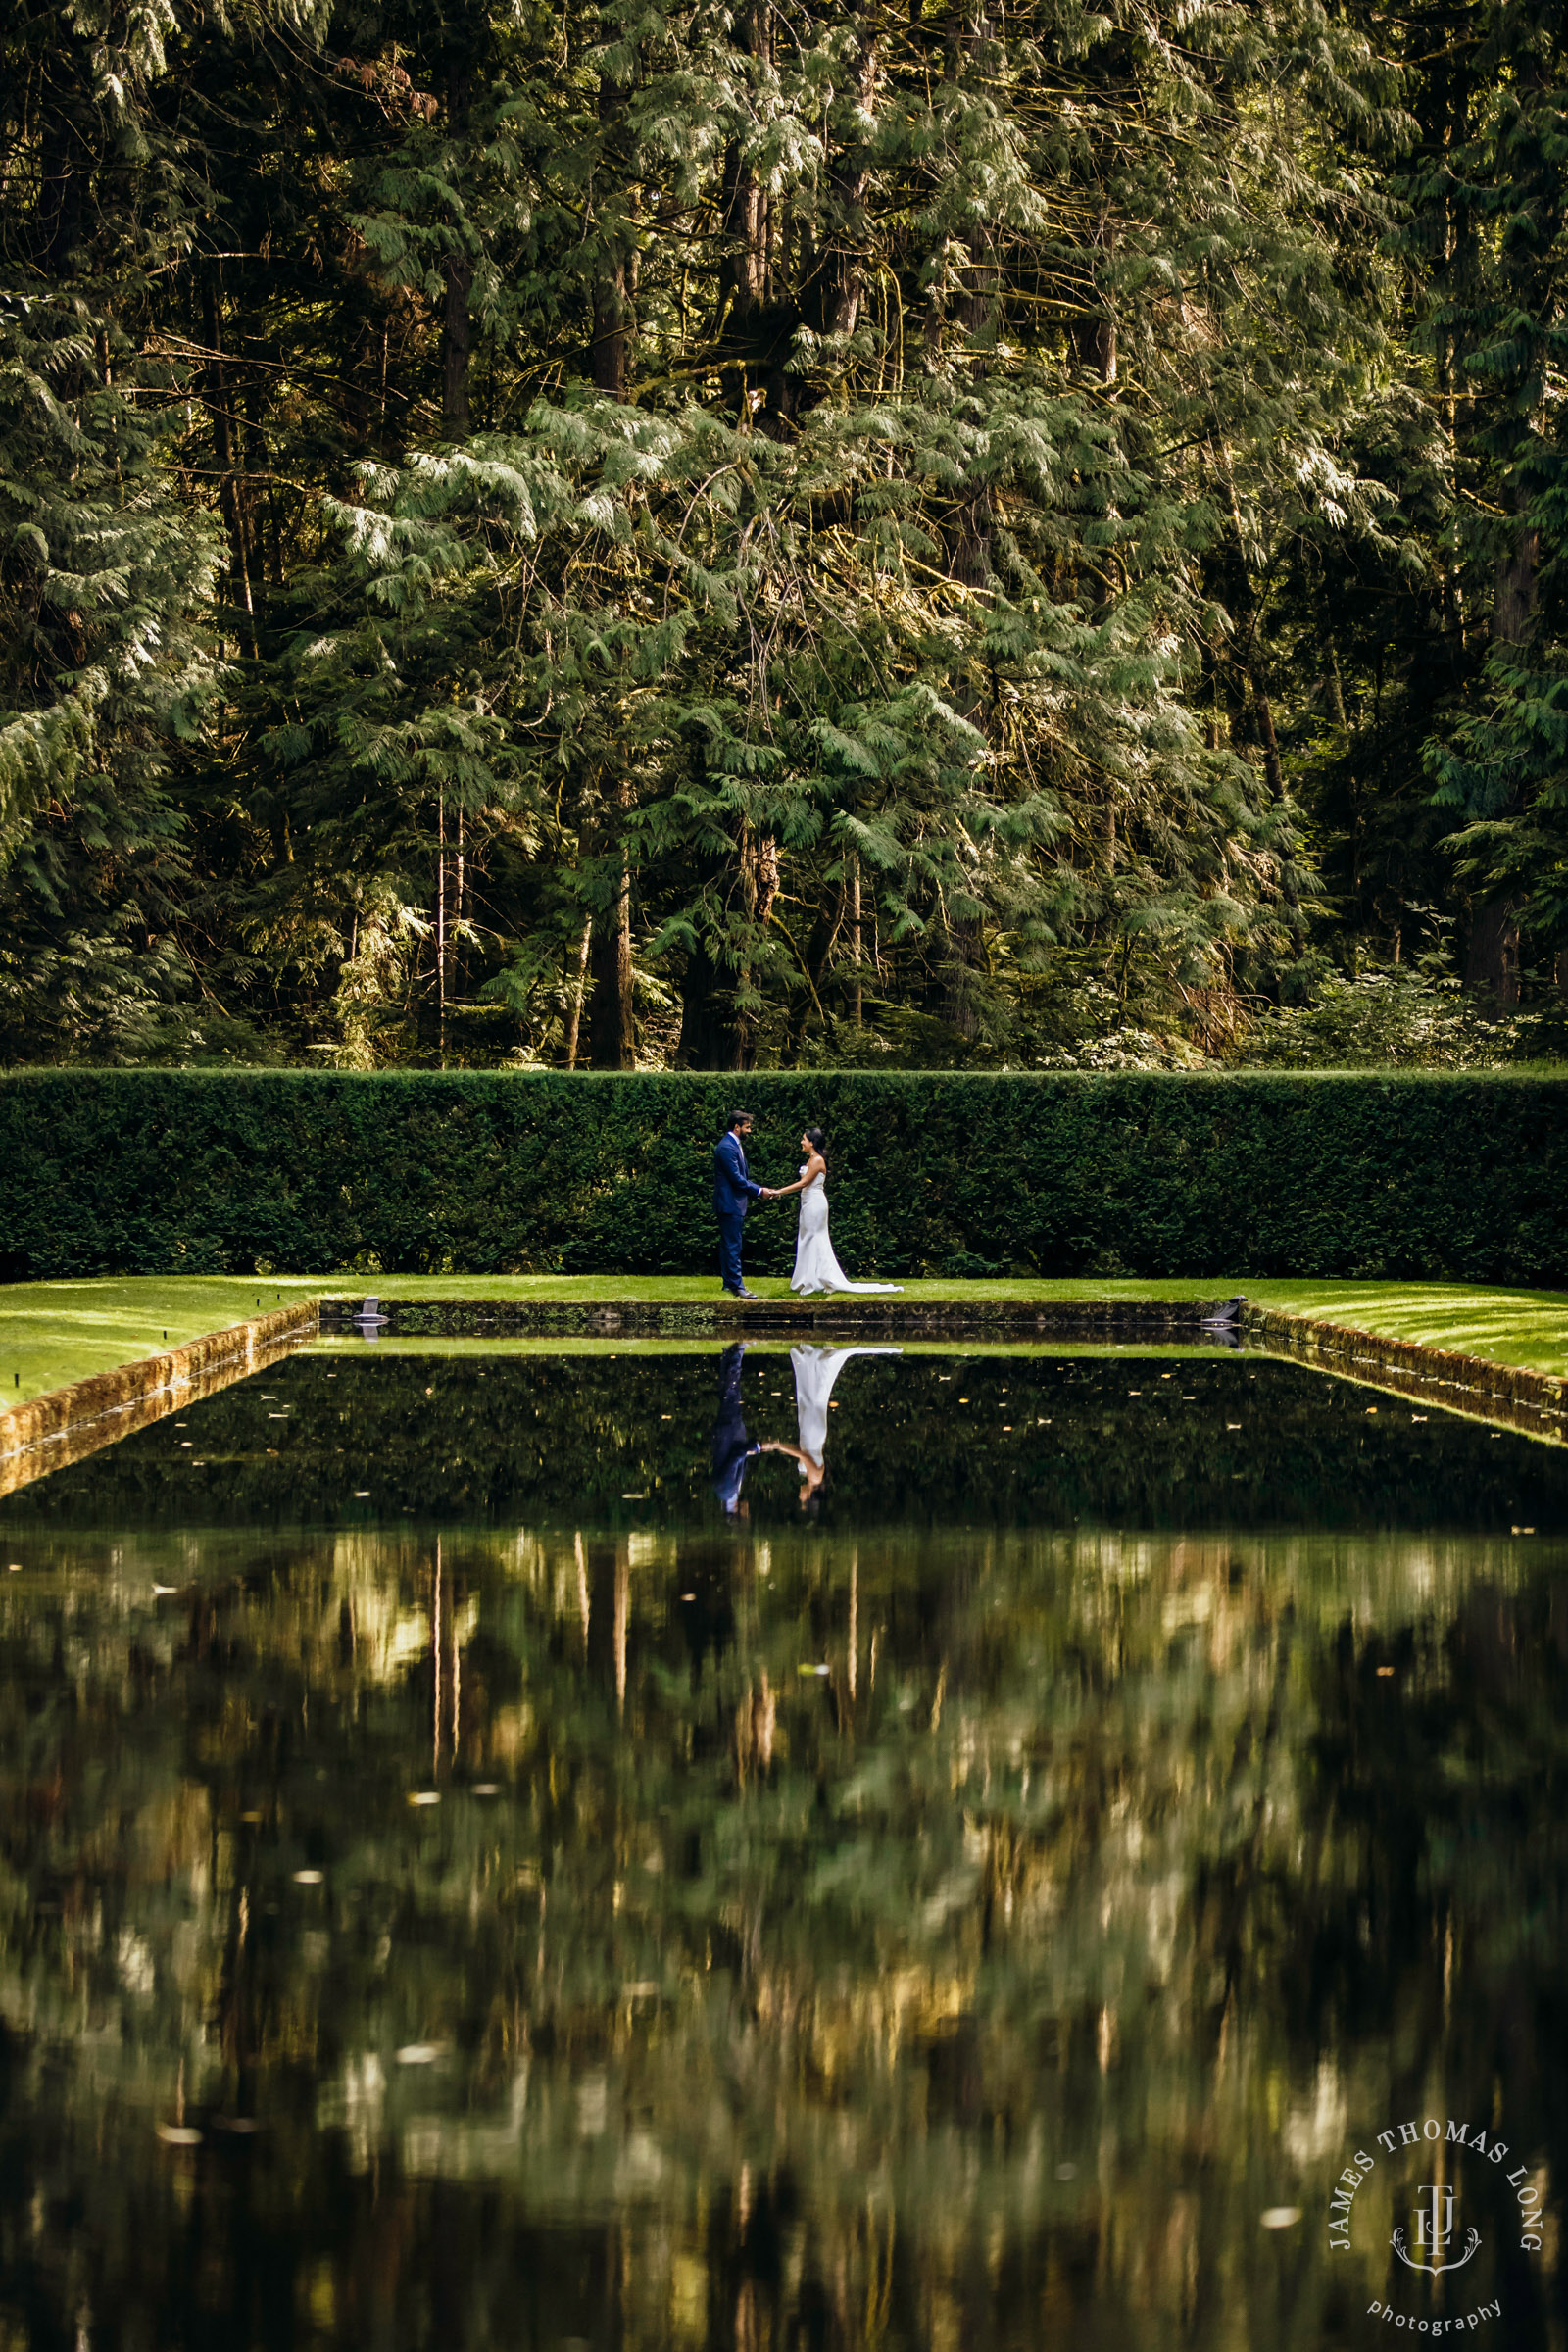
[710,1343,760,1513]
[711,1129,763,1293]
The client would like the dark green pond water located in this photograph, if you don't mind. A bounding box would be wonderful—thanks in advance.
[2,1344,1567,2351]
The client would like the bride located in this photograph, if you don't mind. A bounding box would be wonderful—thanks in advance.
[762,1344,903,1503]
[764,1128,902,1296]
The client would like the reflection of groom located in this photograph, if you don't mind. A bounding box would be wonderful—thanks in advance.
[710,1342,760,1516]
[710,1109,774,1299]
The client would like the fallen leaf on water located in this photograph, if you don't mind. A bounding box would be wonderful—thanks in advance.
[156,2125,203,2146]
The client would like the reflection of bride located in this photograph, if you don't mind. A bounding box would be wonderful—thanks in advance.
[762,1345,902,1505]
[766,1128,902,1296]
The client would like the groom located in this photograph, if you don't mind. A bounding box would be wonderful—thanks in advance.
[710,1109,775,1299]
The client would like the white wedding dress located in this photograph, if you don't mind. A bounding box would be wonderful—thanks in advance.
[790,1346,904,1465]
[790,1165,902,1296]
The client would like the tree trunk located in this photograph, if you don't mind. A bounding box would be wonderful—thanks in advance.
[454,805,466,1000]
[592,252,630,399]
[588,883,634,1068]
[1466,898,1521,1005]
[436,793,448,1067]
[847,862,862,1025]
[1494,530,1539,647]
[813,27,877,341]
[564,918,592,1068]
[1250,672,1286,807]
[39,102,82,277]
[1467,528,1538,1005]
[678,941,744,1069]
[677,832,777,1066]
[1070,204,1117,385]
[204,277,258,659]
[442,264,473,433]
[591,26,636,398]
[588,785,635,1069]
[441,71,474,434]
[1212,441,1300,932]
[718,4,772,329]
[719,1,796,426]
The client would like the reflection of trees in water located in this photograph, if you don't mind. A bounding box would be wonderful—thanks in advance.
[0,1508,1565,2347]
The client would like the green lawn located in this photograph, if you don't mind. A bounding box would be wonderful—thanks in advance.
[1,1272,1566,1407]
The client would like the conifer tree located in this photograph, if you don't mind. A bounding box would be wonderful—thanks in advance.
[0,0,1549,1064]
[1424,0,1568,998]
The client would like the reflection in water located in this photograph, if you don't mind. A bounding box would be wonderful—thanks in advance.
[0,1348,1567,2349]
[762,1345,904,1507]
[710,1341,760,1518]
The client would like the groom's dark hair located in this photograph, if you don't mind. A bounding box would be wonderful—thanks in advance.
[725,1109,753,1129]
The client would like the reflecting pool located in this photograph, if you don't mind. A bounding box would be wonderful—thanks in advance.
[1,1345,1567,2351]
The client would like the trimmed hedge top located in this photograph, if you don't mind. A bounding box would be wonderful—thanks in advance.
[4,1066,1564,1282]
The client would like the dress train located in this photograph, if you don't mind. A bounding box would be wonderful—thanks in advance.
[790,1169,901,1295]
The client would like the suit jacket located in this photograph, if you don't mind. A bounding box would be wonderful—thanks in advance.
[711,1130,763,1218]
[710,1343,760,1512]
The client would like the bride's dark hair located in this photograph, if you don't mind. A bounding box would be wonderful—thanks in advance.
[804,1126,826,1159]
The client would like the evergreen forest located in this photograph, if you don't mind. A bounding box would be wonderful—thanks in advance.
[6,0,1568,1072]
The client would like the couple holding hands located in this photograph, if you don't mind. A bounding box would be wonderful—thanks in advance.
[710,1109,900,1299]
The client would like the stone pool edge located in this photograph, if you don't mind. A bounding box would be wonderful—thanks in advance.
[0,1300,320,1494]
[1245,1303,1568,1445]
[315,1294,1240,1340]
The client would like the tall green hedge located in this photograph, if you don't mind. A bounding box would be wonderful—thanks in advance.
[2,1068,1564,1282]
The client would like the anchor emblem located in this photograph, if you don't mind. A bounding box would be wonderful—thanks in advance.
[1392,2184,1481,2275]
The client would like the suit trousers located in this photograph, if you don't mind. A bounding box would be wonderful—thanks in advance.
[716,1209,747,1293]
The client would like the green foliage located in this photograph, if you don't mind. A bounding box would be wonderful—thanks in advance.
[1235,958,1568,1066]
[5,0,1568,1063]
[0,293,222,1058]
[0,0,1443,1070]
[1412,0,1568,969]
[2,1067,1566,1282]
